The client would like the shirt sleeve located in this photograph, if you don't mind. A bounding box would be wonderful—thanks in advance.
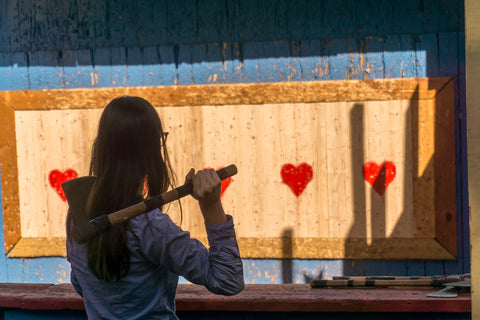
[139,210,244,296]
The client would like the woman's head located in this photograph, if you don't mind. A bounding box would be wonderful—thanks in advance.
[90,96,171,203]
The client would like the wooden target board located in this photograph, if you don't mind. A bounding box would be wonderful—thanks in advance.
[0,78,456,259]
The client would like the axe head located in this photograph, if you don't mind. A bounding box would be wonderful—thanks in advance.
[62,176,97,244]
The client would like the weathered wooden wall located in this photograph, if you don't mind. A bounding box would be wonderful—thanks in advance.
[0,0,467,284]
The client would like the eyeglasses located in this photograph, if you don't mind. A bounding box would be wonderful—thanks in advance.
[161,132,169,146]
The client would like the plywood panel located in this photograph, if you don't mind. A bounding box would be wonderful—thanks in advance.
[0,78,456,259]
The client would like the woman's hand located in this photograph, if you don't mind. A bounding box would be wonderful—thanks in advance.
[185,168,227,225]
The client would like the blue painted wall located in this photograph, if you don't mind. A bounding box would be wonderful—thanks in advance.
[0,0,468,284]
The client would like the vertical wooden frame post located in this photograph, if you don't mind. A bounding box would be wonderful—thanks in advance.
[465,0,480,317]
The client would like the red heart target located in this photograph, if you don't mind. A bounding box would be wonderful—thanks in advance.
[281,163,313,197]
[49,169,78,201]
[363,161,396,196]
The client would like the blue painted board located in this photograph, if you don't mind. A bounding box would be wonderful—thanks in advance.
[139,0,168,46]
[399,35,417,78]
[260,41,293,82]
[177,44,194,85]
[190,43,225,84]
[384,0,423,35]
[384,35,404,78]
[6,257,70,283]
[62,49,95,88]
[141,47,164,87]
[196,0,225,43]
[165,0,197,44]
[92,48,114,88]
[242,41,262,83]
[0,53,12,90]
[110,48,128,87]
[365,37,385,79]
[325,38,350,80]
[406,261,426,277]
[423,0,460,34]
[157,45,177,86]
[11,52,29,90]
[222,42,244,83]
[126,47,144,87]
[28,51,63,90]
[298,39,329,81]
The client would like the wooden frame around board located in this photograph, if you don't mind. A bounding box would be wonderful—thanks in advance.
[0,77,456,259]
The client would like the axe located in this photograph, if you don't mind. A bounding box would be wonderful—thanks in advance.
[62,165,238,244]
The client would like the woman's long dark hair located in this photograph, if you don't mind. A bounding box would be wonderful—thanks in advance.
[67,96,174,282]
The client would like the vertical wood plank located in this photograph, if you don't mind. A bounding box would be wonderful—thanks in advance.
[388,100,413,238]
[260,41,292,82]
[92,48,113,88]
[110,48,127,87]
[62,49,95,88]
[222,42,244,83]
[465,0,480,316]
[141,47,162,87]
[0,102,21,252]
[126,47,144,87]
[399,35,417,78]
[423,0,459,34]
[157,45,177,86]
[0,53,12,91]
[11,52,29,90]
[28,51,63,90]
[325,102,351,238]
[364,37,385,79]
[143,0,168,46]
[325,39,349,80]
[177,44,193,85]
[242,41,262,83]
[298,40,329,81]
[346,38,365,80]
[384,35,403,78]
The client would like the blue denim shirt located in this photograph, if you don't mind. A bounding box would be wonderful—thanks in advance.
[66,210,244,319]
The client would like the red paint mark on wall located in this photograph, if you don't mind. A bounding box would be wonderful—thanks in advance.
[220,175,231,197]
[281,163,313,197]
[363,161,396,196]
[49,169,78,201]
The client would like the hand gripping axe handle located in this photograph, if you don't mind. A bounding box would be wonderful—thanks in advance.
[62,165,238,244]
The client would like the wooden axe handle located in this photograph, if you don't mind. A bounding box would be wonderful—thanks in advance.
[85,165,237,243]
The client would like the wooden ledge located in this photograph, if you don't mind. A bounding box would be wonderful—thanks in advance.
[0,284,471,313]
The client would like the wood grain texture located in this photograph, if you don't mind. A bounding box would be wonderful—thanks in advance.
[1,77,446,111]
[0,0,463,52]
[7,237,65,258]
[1,78,456,260]
[0,101,21,253]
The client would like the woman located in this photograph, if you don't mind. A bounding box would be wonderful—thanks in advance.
[66,96,244,319]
